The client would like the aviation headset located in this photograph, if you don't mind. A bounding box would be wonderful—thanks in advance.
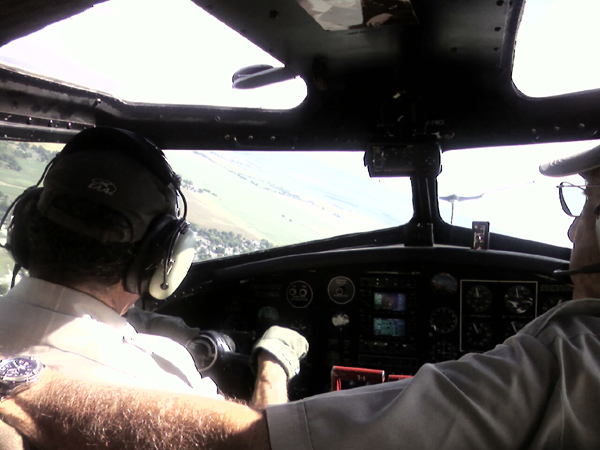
[1,127,196,300]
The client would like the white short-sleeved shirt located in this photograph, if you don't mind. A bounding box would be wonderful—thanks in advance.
[0,277,219,397]
[267,298,600,449]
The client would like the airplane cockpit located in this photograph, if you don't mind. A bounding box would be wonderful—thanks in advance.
[0,0,598,403]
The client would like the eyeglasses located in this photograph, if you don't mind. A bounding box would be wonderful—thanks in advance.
[558,182,600,217]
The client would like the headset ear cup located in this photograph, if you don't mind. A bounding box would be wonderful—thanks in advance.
[148,226,196,300]
[6,188,43,270]
[125,215,172,296]
[125,216,196,299]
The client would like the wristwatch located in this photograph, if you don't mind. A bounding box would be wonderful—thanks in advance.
[0,356,44,401]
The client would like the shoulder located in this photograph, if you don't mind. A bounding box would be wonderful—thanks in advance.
[511,299,600,359]
[519,298,600,337]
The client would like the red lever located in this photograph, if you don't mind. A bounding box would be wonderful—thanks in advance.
[387,374,413,382]
[331,366,385,391]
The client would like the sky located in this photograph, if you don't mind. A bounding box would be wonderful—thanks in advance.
[512,0,600,97]
[0,0,307,108]
[437,142,592,248]
[0,0,596,249]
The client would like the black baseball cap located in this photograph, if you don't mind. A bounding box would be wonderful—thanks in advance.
[539,143,600,177]
[37,128,179,243]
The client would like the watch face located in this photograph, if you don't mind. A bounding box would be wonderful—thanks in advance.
[0,356,44,383]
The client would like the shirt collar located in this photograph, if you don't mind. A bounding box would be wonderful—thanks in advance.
[7,277,130,330]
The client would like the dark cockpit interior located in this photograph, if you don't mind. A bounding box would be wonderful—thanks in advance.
[0,0,594,400]
[160,245,572,399]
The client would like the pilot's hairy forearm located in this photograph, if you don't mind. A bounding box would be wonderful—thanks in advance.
[252,353,289,409]
[0,370,270,450]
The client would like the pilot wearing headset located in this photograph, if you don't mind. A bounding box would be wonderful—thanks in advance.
[5,142,600,449]
[0,127,307,448]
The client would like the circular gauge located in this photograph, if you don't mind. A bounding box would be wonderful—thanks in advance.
[287,281,313,308]
[503,320,527,339]
[257,306,279,328]
[327,276,355,304]
[431,341,458,362]
[430,307,458,334]
[504,285,533,314]
[465,285,493,313]
[464,320,493,350]
[430,273,459,295]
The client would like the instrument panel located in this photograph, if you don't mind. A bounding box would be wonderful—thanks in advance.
[159,246,573,400]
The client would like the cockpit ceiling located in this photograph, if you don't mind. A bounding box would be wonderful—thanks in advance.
[2,0,600,152]
[0,0,514,91]
[0,0,512,77]
[0,0,105,47]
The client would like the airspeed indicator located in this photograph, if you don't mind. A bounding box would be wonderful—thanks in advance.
[430,307,458,334]
[465,285,493,312]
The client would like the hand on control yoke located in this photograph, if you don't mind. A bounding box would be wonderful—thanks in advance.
[251,326,309,380]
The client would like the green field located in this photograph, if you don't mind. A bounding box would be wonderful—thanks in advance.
[166,151,392,247]
[169,151,323,246]
[0,141,61,286]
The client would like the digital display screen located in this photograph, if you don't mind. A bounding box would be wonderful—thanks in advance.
[374,292,406,311]
[373,318,406,337]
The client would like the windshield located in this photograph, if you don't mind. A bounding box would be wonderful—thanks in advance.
[437,141,598,248]
[2,137,592,294]
[164,150,412,259]
[0,141,412,291]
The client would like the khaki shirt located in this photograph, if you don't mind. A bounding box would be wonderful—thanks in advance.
[0,277,219,395]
